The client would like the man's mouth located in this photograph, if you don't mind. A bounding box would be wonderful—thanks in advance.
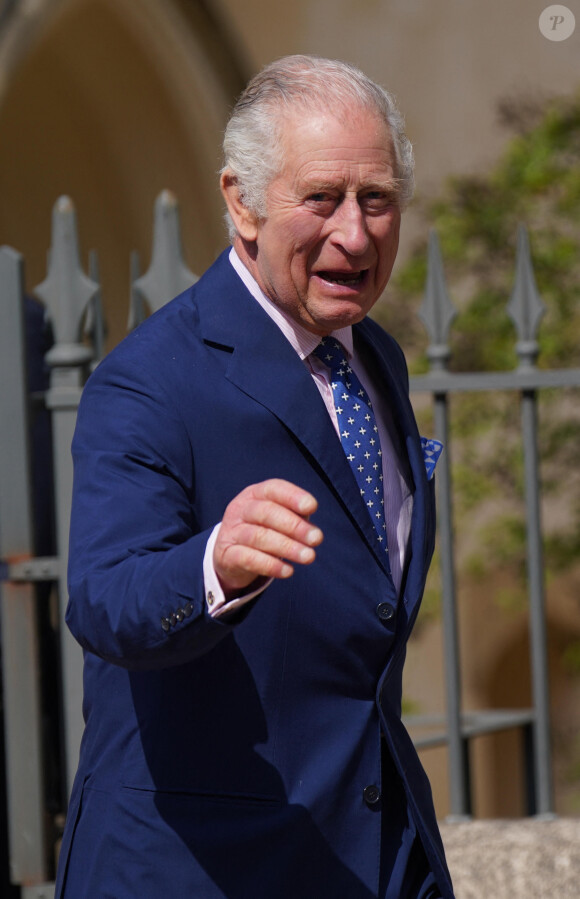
[317,270,368,287]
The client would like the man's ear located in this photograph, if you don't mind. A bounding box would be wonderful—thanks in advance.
[220,171,259,242]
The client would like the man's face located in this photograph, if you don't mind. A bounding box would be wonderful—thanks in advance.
[242,107,401,335]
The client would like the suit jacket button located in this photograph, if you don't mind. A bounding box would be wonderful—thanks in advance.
[376,602,394,621]
[183,603,193,617]
[161,617,171,633]
[363,784,381,807]
[175,609,185,622]
[168,612,177,627]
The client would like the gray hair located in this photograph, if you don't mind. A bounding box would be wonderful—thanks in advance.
[222,55,415,239]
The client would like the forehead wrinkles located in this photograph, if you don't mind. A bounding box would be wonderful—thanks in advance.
[293,153,397,192]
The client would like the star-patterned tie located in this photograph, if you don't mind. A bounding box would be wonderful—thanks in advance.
[313,338,389,556]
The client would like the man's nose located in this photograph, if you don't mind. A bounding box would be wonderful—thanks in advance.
[331,198,370,256]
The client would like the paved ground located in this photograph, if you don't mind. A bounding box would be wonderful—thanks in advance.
[440,817,580,898]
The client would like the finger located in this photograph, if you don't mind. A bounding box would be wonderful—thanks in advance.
[214,479,323,595]
[224,520,320,564]
[214,518,321,595]
[218,542,297,584]
[251,479,319,518]
[238,498,323,548]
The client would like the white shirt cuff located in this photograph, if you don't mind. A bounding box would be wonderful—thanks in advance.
[203,523,272,618]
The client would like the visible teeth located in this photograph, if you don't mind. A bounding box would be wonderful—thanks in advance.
[320,271,363,286]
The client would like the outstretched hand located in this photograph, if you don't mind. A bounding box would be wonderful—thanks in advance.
[213,479,324,599]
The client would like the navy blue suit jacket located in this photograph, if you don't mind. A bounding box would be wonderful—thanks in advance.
[56,251,454,898]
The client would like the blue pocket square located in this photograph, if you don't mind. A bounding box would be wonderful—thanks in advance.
[420,437,443,481]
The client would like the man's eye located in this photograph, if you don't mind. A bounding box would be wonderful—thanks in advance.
[305,193,336,211]
[362,192,396,210]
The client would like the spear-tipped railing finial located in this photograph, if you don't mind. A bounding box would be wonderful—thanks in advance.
[130,190,197,328]
[34,196,97,367]
[507,225,545,371]
[418,230,457,372]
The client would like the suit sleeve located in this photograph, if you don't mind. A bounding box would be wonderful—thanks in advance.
[66,355,238,671]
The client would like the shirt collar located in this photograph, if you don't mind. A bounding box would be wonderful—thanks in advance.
[229,247,354,360]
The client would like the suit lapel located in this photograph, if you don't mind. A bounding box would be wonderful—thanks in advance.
[355,318,436,626]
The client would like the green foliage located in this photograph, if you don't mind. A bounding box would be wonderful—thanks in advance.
[479,514,527,573]
[374,92,580,609]
[562,640,580,676]
[545,529,580,573]
[376,91,580,373]
[452,463,497,514]
[401,696,422,716]
[416,574,441,627]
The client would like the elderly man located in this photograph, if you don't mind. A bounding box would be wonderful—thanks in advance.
[55,55,454,898]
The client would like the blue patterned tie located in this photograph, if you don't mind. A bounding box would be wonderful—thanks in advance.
[313,338,388,555]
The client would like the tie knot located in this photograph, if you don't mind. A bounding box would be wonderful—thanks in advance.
[313,338,348,371]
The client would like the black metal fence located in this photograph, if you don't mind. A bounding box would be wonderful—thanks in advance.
[1,193,579,896]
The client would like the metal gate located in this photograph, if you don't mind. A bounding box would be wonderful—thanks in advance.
[1,193,579,895]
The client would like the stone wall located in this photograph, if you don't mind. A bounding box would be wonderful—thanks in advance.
[441,818,580,898]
